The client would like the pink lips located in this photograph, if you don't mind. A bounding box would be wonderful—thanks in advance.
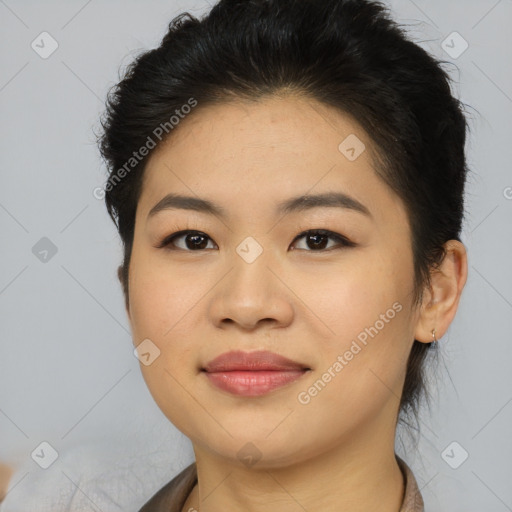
[202,350,310,396]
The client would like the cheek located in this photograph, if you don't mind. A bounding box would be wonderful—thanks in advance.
[129,265,201,430]
[301,254,406,338]
[293,292,412,448]
[128,257,205,398]
[302,248,413,389]
[128,253,200,342]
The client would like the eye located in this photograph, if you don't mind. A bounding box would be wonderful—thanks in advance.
[157,229,355,252]
[157,230,217,251]
[290,229,356,251]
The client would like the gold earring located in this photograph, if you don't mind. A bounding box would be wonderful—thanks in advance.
[431,328,438,346]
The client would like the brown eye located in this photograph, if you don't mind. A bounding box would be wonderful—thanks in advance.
[158,229,355,252]
[158,230,216,251]
[290,230,355,251]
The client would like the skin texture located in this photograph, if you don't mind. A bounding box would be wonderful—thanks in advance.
[125,95,467,511]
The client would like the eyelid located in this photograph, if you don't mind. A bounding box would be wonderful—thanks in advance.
[291,229,356,249]
[155,230,215,250]
[156,228,356,251]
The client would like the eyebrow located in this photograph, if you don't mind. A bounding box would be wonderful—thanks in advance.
[147,191,372,220]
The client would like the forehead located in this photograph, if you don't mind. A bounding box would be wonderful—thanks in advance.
[138,95,405,227]
[148,94,373,164]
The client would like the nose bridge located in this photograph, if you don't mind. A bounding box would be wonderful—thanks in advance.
[235,234,267,267]
[229,234,274,299]
[209,233,292,329]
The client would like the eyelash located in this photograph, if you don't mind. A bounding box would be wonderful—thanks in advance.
[156,228,356,252]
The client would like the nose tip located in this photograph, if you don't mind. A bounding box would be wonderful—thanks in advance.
[210,264,294,332]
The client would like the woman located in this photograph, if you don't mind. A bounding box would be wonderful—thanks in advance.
[98,0,469,510]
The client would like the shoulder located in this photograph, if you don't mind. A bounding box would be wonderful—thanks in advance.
[138,462,197,512]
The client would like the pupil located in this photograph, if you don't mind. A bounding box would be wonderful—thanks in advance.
[187,234,207,250]
[308,233,327,250]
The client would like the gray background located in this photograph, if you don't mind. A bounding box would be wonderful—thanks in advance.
[0,0,511,510]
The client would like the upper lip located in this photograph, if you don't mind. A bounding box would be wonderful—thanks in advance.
[203,350,310,372]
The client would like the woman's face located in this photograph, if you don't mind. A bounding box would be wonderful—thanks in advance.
[127,95,423,468]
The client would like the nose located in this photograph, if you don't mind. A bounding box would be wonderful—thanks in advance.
[207,246,294,332]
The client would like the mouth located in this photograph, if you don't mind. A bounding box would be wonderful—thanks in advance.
[201,350,311,396]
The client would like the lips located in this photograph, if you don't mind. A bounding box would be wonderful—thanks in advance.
[203,350,309,372]
[202,350,310,396]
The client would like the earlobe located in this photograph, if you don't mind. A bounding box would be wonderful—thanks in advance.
[413,240,468,344]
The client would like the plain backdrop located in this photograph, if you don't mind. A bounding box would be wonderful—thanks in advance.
[0,0,511,510]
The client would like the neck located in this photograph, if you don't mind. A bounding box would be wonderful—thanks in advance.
[183,413,405,512]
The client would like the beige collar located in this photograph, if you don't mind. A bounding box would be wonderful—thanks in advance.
[396,455,425,512]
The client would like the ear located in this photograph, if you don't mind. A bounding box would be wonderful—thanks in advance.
[414,240,468,343]
[117,264,130,319]
[117,264,123,284]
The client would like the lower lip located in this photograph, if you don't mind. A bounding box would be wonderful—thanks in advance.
[204,370,307,396]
